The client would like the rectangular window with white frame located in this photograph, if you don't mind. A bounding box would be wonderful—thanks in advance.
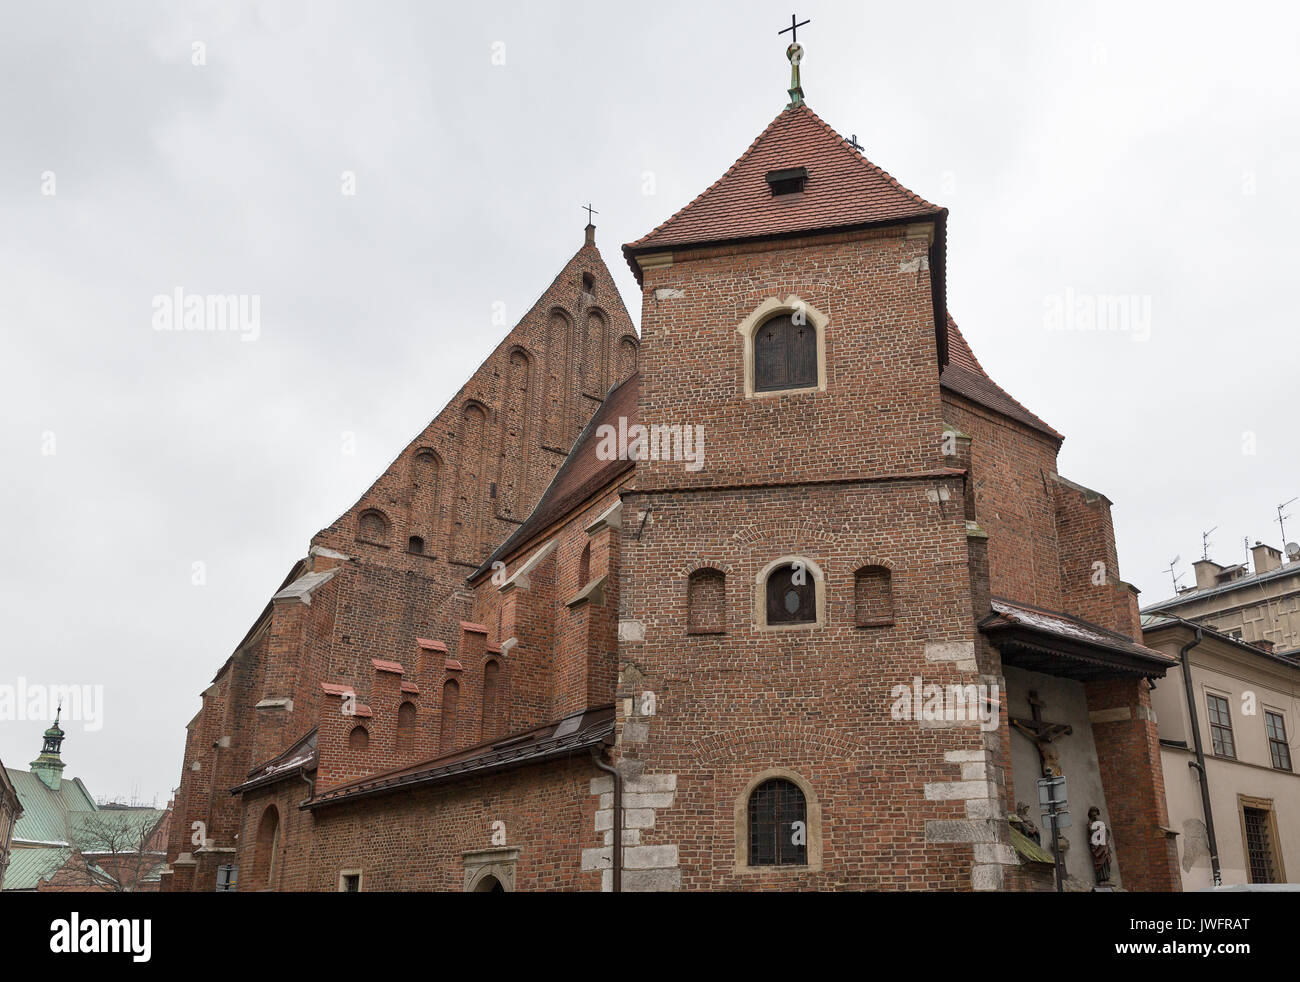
[1264,710,1292,772]
[1206,692,1235,759]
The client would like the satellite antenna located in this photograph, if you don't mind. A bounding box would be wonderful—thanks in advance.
[1201,527,1217,561]
[1164,556,1183,593]
[1287,542,1300,563]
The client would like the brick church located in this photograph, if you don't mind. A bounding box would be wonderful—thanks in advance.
[162,44,1182,892]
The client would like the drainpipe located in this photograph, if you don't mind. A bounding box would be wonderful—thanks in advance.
[1179,625,1222,886]
[591,748,622,892]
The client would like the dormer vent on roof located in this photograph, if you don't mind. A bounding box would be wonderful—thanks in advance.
[766,167,808,196]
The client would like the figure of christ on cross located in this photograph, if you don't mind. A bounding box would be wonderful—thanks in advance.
[1009,689,1073,778]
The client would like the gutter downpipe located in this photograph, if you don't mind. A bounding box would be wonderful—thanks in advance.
[591,746,622,892]
[1180,625,1222,886]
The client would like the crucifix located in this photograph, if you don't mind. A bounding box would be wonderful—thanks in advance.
[582,202,598,225]
[1010,689,1073,778]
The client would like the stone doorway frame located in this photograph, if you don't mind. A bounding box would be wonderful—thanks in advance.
[463,847,520,892]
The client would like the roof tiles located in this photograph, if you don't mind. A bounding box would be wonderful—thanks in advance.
[625,103,943,257]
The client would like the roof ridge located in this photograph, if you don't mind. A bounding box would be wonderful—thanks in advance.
[625,106,793,250]
[941,315,1063,442]
[798,103,940,213]
[945,314,987,374]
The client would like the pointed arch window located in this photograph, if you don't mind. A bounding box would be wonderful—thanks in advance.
[578,543,592,588]
[253,805,281,890]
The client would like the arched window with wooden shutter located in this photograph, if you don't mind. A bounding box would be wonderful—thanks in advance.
[754,313,817,392]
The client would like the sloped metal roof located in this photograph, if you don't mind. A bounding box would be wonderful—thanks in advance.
[3,846,71,890]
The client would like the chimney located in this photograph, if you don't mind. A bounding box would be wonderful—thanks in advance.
[1192,559,1223,591]
[1251,542,1282,576]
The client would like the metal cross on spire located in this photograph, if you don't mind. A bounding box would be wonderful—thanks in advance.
[779,13,810,43]
[779,14,811,108]
[582,202,598,225]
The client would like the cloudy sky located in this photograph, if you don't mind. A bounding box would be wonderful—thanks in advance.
[2,1,1297,803]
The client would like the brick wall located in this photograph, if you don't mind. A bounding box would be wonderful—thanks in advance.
[165,239,636,890]
[619,227,1001,890]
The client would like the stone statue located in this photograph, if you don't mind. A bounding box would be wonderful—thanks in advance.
[1014,802,1041,844]
[1087,806,1112,884]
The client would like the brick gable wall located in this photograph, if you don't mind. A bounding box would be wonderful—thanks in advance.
[163,238,636,892]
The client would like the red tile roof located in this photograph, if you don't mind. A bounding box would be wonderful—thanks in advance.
[623,101,951,367]
[625,103,943,258]
[941,315,1063,442]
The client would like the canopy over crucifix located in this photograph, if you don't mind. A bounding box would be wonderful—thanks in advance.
[1010,689,1073,778]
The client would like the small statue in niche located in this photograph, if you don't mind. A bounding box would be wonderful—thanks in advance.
[1088,806,1113,884]
[1013,802,1041,844]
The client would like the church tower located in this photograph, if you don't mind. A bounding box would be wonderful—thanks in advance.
[613,34,1004,890]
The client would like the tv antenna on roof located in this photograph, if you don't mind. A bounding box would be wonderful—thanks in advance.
[1201,527,1217,561]
[1165,556,1183,594]
[1279,498,1297,551]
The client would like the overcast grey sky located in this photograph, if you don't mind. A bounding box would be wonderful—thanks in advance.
[2,1,1296,803]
